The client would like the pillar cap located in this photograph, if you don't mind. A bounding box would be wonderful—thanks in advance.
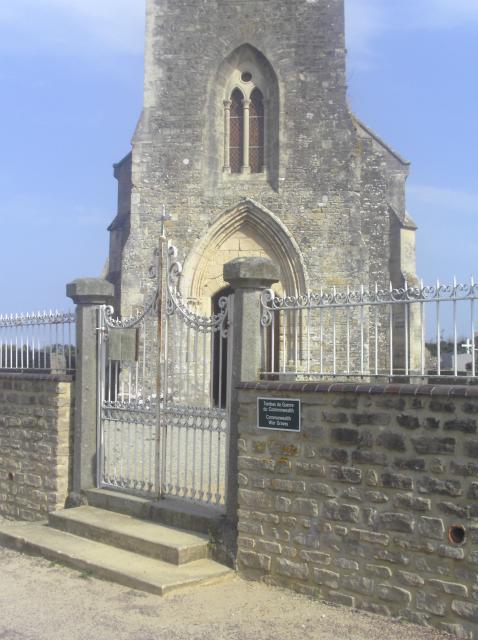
[224,257,280,290]
[66,278,115,305]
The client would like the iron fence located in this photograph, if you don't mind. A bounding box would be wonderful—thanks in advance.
[260,278,478,382]
[0,310,76,374]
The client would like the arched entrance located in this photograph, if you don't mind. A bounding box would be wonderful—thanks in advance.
[179,199,307,387]
[181,198,308,312]
[211,281,281,407]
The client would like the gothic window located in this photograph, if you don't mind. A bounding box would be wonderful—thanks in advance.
[229,89,244,174]
[216,45,279,185]
[224,84,265,175]
[249,88,264,174]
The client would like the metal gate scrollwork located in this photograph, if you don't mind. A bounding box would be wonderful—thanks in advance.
[160,245,230,506]
[97,243,231,508]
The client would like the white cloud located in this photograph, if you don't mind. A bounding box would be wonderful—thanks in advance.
[345,0,478,69]
[408,184,478,216]
[0,0,145,56]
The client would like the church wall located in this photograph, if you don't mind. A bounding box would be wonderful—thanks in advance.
[106,154,133,308]
[107,1,416,390]
[114,153,133,218]
[401,227,418,283]
[118,0,382,315]
[355,124,410,291]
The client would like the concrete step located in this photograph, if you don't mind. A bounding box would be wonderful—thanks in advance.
[0,521,233,596]
[84,488,152,520]
[85,488,224,535]
[151,497,224,536]
[49,506,209,565]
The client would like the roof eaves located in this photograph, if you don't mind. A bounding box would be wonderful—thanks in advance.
[354,116,410,167]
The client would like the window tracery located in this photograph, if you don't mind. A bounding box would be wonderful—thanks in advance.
[229,89,244,174]
[223,70,267,175]
[215,45,278,186]
[249,88,265,174]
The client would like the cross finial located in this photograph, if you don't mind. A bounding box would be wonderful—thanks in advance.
[462,339,474,354]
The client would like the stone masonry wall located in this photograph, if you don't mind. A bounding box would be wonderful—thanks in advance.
[237,381,478,639]
[0,373,73,521]
[112,0,413,318]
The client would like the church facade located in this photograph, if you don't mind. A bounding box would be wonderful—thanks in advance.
[106,0,417,318]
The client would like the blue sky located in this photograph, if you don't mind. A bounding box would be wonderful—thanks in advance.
[0,0,477,312]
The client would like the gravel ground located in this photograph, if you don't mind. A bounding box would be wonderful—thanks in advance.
[0,544,452,640]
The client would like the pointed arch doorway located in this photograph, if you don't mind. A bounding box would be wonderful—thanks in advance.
[181,199,308,388]
[211,281,280,409]
[181,199,308,310]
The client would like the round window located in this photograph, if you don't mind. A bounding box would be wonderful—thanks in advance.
[241,71,253,83]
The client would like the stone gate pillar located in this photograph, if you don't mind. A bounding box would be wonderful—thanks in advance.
[223,257,279,523]
[67,278,114,501]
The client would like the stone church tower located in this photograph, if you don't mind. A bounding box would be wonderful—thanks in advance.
[107,0,417,316]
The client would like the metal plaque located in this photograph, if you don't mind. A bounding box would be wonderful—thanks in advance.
[108,328,139,362]
[257,397,301,432]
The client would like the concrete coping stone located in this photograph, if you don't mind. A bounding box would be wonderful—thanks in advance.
[66,277,115,305]
[223,257,279,289]
[239,380,478,398]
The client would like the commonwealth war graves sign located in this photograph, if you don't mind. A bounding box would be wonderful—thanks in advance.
[257,398,301,432]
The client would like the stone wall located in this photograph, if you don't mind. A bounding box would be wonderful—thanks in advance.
[109,0,414,320]
[237,381,478,639]
[0,373,73,521]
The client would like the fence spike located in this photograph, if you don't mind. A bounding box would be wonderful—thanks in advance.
[0,309,76,373]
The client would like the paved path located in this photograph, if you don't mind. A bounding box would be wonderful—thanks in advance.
[0,546,451,640]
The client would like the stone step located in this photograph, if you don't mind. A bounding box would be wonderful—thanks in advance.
[151,497,224,536]
[49,506,209,565]
[84,488,152,520]
[85,488,224,535]
[0,521,233,596]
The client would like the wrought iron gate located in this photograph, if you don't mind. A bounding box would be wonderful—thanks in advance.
[97,243,231,508]
[161,245,230,506]
[97,287,160,496]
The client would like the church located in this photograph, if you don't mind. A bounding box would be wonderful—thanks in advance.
[106,0,417,319]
